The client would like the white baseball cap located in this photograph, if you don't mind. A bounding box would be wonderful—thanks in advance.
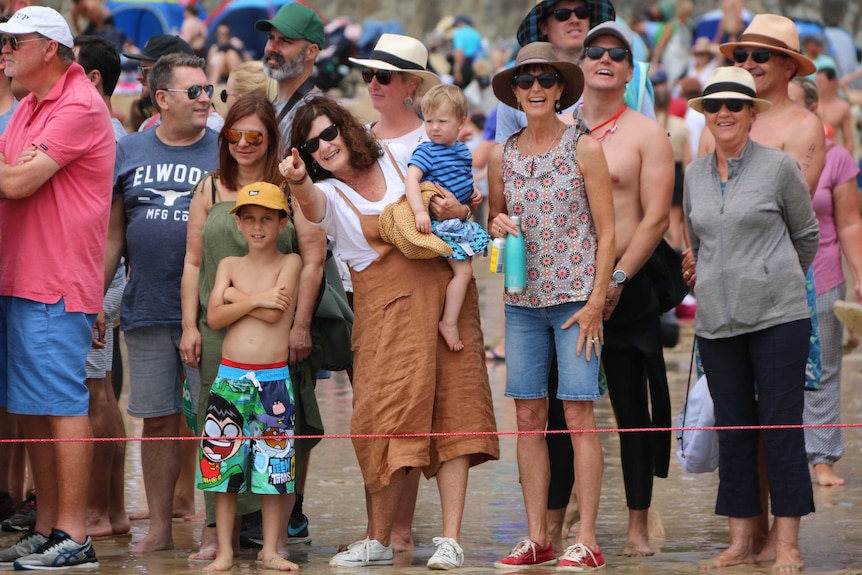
[0,7,74,49]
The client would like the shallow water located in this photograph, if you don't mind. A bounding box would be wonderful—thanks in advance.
[6,262,860,574]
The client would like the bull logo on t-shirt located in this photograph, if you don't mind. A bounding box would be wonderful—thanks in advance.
[146,188,191,207]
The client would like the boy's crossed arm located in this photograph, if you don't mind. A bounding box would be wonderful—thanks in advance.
[207,255,302,330]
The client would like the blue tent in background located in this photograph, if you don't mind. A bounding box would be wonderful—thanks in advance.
[694,8,755,44]
[107,0,191,49]
[204,0,323,61]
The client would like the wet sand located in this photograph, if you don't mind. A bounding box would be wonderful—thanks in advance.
[6,262,860,574]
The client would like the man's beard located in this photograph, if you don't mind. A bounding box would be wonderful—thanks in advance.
[262,46,307,81]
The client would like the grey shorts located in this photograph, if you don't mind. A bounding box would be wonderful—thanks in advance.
[125,324,201,418]
[85,264,125,379]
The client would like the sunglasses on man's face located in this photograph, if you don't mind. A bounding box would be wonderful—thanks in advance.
[361,68,393,85]
[0,35,43,51]
[223,129,265,146]
[512,72,560,90]
[551,6,591,22]
[732,48,773,64]
[300,124,339,154]
[583,46,630,62]
[702,98,748,114]
[163,84,214,100]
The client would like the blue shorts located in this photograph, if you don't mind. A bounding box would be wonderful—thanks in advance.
[125,324,201,418]
[197,361,296,495]
[504,302,602,401]
[0,296,95,416]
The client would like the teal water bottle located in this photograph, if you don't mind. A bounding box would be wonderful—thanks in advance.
[505,215,526,295]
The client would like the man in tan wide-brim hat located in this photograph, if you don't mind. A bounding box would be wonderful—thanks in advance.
[699,14,824,196]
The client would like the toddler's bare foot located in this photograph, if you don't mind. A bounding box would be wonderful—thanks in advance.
[438,321,463,351]
[813,463,845,486]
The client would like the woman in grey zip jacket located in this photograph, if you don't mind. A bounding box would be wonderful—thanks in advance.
[682,66,819,570]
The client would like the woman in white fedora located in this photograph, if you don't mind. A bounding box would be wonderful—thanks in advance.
[349,33,441,148]
[683,66,818,572]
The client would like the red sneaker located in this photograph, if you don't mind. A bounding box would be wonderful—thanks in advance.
[494,539,556,569]
[556,543,605,571]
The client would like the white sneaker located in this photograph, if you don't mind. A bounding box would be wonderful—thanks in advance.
[427,537,464,570]
[329,538,393,567]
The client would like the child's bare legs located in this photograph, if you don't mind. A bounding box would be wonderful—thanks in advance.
[203,492,237,572]
[260,493,298,571]
[439,258,473,351]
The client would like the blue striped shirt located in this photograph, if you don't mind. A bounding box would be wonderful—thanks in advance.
[409,141,473,204]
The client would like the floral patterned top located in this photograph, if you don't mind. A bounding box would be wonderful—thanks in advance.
[501,125,597,308]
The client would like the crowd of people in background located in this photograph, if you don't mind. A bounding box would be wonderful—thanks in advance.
[1,0,862,571]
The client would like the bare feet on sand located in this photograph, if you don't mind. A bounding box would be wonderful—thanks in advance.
[438,322,463,351]
[130,533,174,554]
[260,552,299,571]
[698,547,756,570]
[202,552,233,572]
[619,540,655,557]
[813,463,845,486]
[188,546,218,562]
[390,529,415,553]
[257,549,297,570]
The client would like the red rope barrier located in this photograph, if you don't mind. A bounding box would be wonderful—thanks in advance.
[1,422,861,443]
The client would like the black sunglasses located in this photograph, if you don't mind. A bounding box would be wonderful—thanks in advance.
[0,34,43,51]
[219,89,239,103]
[732,48,773,64]
[583,46,630,62]
[300,124,339,154]
[702,99,748,114]
[361,68,393,85]
[164,84,214,100]
[512,72,560,90]
[551,6,591,22]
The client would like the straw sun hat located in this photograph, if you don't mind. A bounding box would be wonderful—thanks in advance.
[719,13,816,77]
[491,42,584,110]
[349,33,441,98]
[379,182,453,260]
[688,66,771,114]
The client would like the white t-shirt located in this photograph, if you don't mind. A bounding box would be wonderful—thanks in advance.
[316,143,412,272]
[371,122,428,149]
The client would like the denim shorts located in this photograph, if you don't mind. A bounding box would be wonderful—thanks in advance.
[0,296,95,416]
[125,324,201,418]
[505,302,601,401]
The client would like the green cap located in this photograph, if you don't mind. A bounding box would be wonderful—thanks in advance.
[255,3,324,49]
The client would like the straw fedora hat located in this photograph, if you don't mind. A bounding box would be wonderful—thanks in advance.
[691,36,717,56]
[719,14,815,77]
[492,42,584,110]
[349,33,441,98]
[688,66,771,113]
[379,182,453,260]
[516,0,616,46]
[834,300,862,335]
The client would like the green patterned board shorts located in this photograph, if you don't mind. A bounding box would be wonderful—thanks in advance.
[197,361,296,495]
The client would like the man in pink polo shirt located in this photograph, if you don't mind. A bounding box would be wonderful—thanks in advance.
[0,6,114,570]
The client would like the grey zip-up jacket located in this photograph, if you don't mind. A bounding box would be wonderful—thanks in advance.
[683,140,819,339]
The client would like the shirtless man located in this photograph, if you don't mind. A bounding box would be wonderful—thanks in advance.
[689,13,825,572]
[577,21,675,557]
[815,67,854,157]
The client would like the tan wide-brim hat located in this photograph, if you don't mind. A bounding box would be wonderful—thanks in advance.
[492,42,584,110]
[719,14,816,77]
[688,66,771,113]
[349,33,441,98]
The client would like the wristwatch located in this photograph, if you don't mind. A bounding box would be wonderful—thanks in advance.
[612,269,628,285]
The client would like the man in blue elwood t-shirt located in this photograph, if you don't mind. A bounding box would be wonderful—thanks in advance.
[105,52,218,554]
